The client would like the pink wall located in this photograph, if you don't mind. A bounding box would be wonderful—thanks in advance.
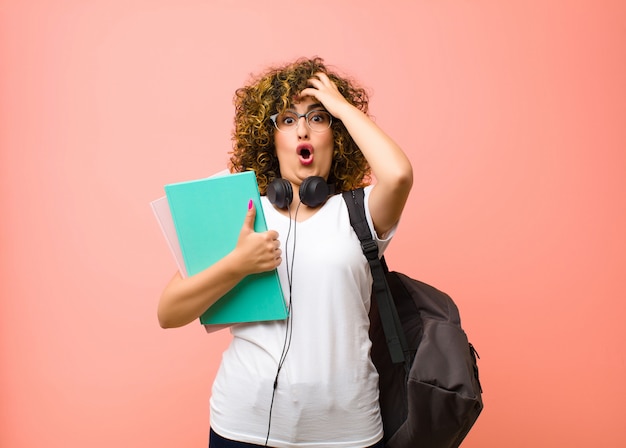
[1,1,625,446]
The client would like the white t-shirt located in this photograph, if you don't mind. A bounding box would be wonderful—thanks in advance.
[210,186,394,447]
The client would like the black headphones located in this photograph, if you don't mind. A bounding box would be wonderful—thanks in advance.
[267,176,335,209]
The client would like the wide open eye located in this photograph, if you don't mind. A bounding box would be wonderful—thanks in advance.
[308,110,330,124]
[278,112,298,128]
[306,110,332,131]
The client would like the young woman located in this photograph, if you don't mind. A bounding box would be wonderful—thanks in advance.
[158,57,413,447]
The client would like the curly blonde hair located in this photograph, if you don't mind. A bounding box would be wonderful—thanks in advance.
[229,57,372,195]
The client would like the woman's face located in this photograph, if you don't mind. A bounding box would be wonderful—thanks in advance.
[273,96,334,189]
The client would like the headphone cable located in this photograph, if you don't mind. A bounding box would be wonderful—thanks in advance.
[265,203,300,446]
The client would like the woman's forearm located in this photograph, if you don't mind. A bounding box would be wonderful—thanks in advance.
[157,251,248,328]
[336,104,413,234]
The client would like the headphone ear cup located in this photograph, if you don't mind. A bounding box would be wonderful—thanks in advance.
[299,176,335,208]
[267,178,293,209]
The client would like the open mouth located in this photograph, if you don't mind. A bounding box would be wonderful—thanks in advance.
[297,144,314,165]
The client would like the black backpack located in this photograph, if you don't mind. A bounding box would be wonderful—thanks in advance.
[343,189,483,448]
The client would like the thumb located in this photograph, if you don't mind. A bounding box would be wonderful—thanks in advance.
[241,199,256,231]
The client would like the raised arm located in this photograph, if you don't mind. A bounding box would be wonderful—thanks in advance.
[301,73,413,237]
[157,202,281,328]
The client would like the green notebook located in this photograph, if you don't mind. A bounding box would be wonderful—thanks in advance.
[164,171,287,325]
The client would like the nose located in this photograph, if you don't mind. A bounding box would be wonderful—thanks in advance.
[296,116,309,139]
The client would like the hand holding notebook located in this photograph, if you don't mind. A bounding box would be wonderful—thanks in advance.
[151,171,287,327]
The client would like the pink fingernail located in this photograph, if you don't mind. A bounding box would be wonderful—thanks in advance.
[248,199,253,210]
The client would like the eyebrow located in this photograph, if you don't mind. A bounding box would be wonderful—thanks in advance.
[286,103,326,113]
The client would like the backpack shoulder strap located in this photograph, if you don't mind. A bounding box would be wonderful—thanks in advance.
[342,189,410,366]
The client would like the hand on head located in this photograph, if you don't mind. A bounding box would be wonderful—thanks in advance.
[297,72,351,118]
